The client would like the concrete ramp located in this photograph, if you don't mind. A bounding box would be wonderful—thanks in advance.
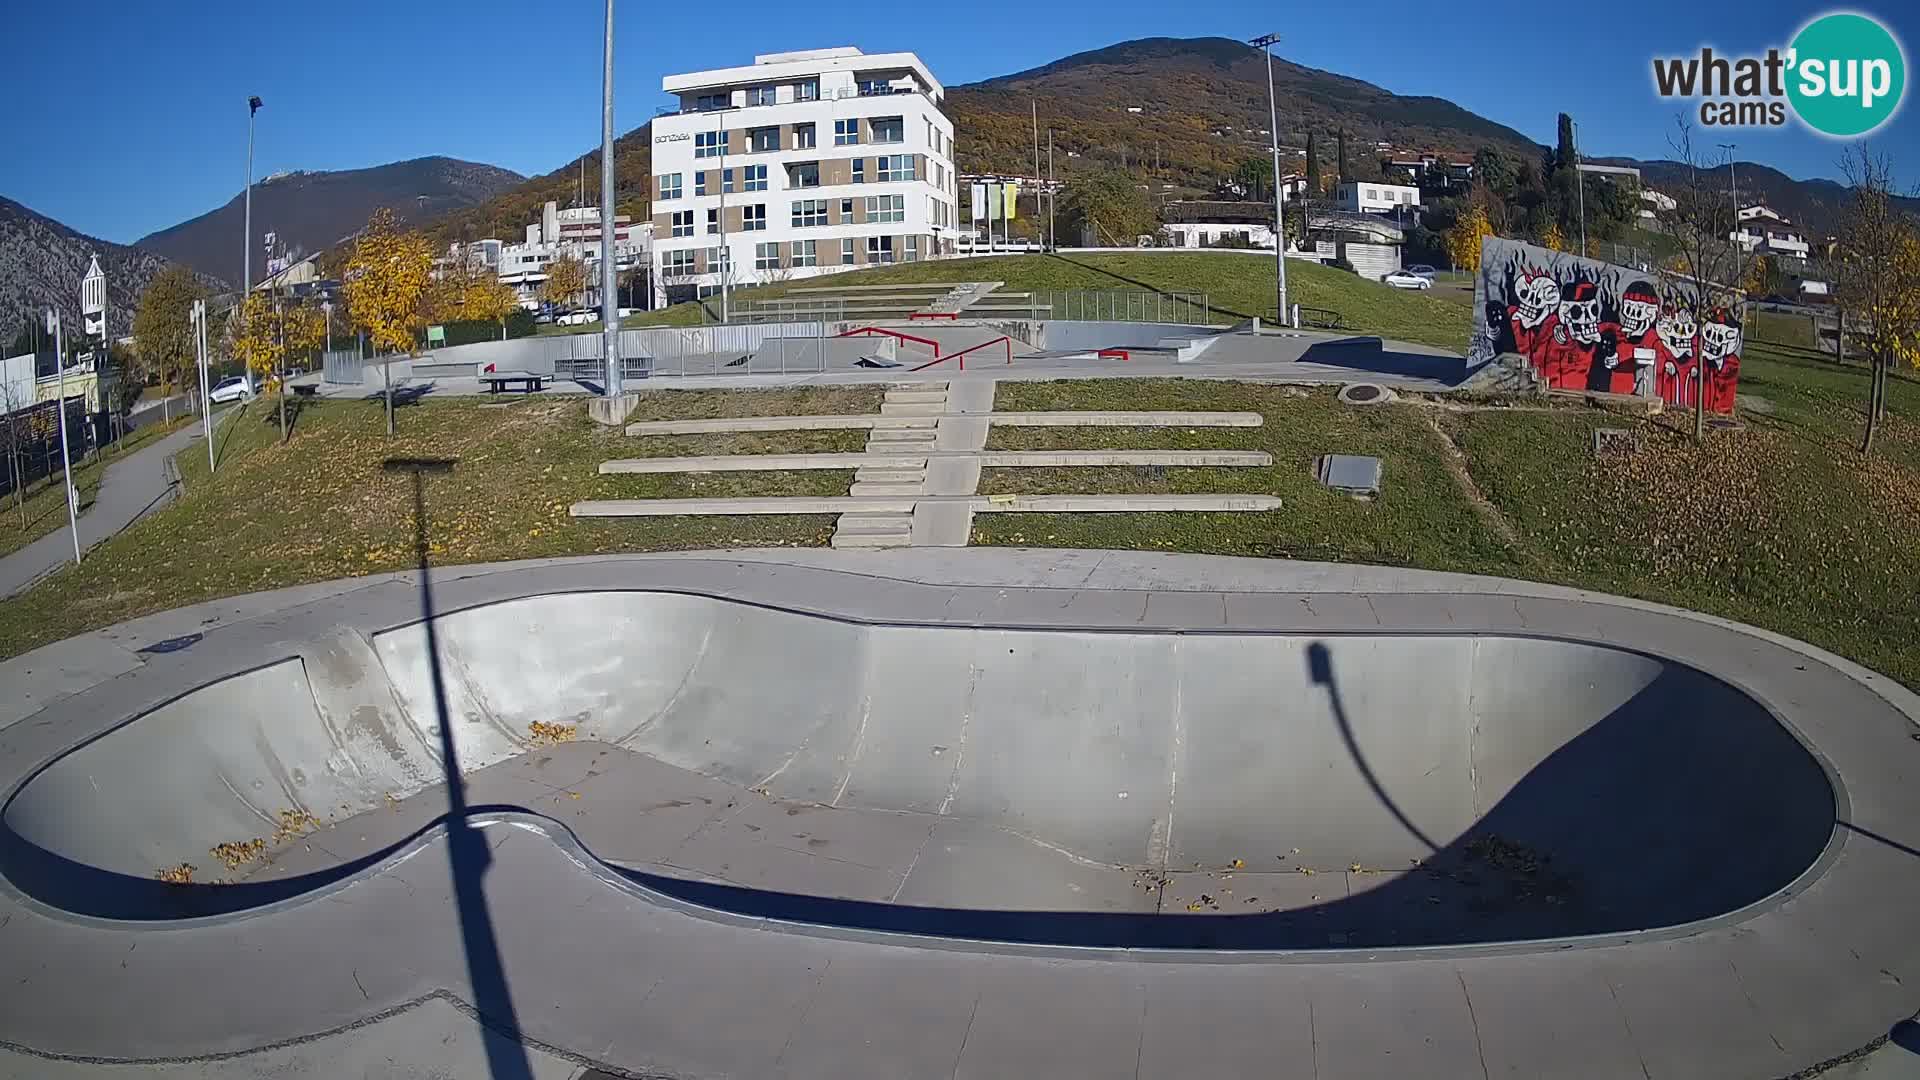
[2,591,1834,947]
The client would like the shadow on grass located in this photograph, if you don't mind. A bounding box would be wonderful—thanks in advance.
[1044,253,1260,322]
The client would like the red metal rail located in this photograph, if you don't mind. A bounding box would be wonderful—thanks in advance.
[1097,348,1131,361]
[909,335,1012,372]
[836,325,940,356]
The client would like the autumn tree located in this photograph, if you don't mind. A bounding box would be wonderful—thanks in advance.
[1834,145,1920,455]
[1446,202,1494,272]
[541,255,589,311]
[1540,222,1566,252]
[1058,169,1159,246]
[462,276,521,340]
[130,266,208,425]
[229,293,280,393]
[1658,118,1751,442]
[342,208,434,436]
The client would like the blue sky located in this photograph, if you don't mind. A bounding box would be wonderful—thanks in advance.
[8,0,1917,244]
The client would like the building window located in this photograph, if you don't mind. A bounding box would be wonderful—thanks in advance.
[841,198,855,221]
[663,249,695,275]
[858,79,891,96]
[842,238,855,263]
[794,123,816,150]
[742,164,767,192]
[834,119,859,145]
[865,194,904,223]
[792,199,829,228]
[867,235,896,263]
[658,173,682,200]
[694,93,729,111]
[706,246,731,273]
[795,79,819,102]
[878,154,914,181]
[750,126,779,153]
[788,161,820,188]
[742,204,766,231]
[695,171,707,196]
[706,208,720,235]
[695,130,728,159]
[870,116,904,144]
[790,239,817,267]
[723,168,735,194]
[755,242,781,271]
[670,210,694,238]
[925,118,933,147]
[853,158,865,184]
[746,85,776,107]
[905,236,918,262]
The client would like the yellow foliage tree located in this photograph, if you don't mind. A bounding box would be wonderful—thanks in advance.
[540,255,589,311]
[1540,222,1566,252]
[1835,146,1920,454]
[229,293,280,389]
[1446,204,1494,272]
[462,277,521,339]
[343,208,434,358]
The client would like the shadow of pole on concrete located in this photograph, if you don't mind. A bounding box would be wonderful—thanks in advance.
[1306,640,1440,854]
[384,455,535,1080]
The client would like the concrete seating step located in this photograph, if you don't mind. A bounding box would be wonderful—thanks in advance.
[879,402,945,417]
[853,468,927,484]
[882,390,949,405]
[834,513,915,534]
[848,482,925,497]
[830,530,914,549]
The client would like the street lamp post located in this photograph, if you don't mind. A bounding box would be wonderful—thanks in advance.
[1718,143,1740,243]
[1250,33,1289,327]
[600,0,622,394]
[193,299,214,474]
[244,97,261,298]
[46,310,80,565]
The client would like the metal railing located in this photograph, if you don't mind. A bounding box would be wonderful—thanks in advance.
[1034,289,1212,325]
[556,321,835,379]
[734,297,849,324]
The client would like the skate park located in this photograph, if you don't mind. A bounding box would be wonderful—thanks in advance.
[1,548,1917,1078]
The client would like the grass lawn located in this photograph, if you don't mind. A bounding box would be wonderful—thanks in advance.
[606,253,1474,351]
[0,390,880,660]
[0,414,197,561]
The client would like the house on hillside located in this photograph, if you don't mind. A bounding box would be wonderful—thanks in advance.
[1733,205,1811,259]
[1161,201,1277,249]
[1336,180,1420,218]
[1302,209,1406,281]
[1159,200,1407,281]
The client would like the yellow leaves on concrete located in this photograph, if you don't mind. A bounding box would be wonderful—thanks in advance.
[343,207,435,356]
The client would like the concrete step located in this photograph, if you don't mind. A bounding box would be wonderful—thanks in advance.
[867,431,938,447]
[833,513,915,534]
[853,468,927,484]
[848,481,925,497]
[870,415,939,430]
[830,530,914,549]
[883,389,949,405]
[878,402,945,417]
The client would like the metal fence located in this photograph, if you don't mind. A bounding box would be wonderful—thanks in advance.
[557,322,835,380]
[734,298,849,324]
[322,344,367,385]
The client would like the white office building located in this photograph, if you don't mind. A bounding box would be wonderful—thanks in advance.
[1733,205,1811,259]
[649,47,959,305]
[1336,181,1421,216]
[496,201,651,309]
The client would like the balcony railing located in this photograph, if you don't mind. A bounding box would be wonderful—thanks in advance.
[657,84,934,117]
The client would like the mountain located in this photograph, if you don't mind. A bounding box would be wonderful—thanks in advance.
[0,195,190,349]
[945,37,1544,184]
[1597,157,1920,237]
[136,156,523,285]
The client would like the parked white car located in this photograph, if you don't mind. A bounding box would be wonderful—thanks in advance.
[208,376,253,403]
[1382,270,1434,291]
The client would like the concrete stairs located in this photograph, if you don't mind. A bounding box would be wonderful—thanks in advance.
[832,383,946,548]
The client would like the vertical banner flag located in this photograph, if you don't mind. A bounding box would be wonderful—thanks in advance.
[970,182,988,224]
[1004,182,1020,220]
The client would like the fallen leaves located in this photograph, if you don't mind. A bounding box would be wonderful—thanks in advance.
[529,720,578,746]
[210,837,267,870]
[156,864,195,884]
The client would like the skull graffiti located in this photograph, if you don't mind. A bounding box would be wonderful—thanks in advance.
[1657,307,1697,358]
[1701,310,1741,367]
[1619,281,1659,337]
[1515,272,1561,327]
[1558,282,1602,344]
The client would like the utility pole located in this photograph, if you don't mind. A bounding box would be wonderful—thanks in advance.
[1250,33,1289,325]
[600,0,622,393]
[1047,129,1055,252]
[46,310,80,565]
[1031,99,1041,249]
[1571,118,1587,258]
[193,299,214,474]
[244,97,261,301]
[717,124,730,322]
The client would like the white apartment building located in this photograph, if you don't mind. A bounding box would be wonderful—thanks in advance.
[496,201,651,309]
[1336,181,1421,216]
[1733,205,1811,259]
[649,47,959,304]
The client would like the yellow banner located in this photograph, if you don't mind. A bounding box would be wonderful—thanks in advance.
[1003,182,1020,220]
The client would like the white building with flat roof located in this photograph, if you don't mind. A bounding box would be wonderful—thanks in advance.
[1336,180,1421,216]
[649,47,959,305]
[496,201,650,309]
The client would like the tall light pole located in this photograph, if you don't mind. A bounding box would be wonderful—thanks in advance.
[193,299,214,474]
[244,97,261,297]
[1570,117,1587,259]
[46,310,80,565]
[1718,142,1740,245]
[717,121,730,322]
[1250,33,1289,326]
[600,0,622,394]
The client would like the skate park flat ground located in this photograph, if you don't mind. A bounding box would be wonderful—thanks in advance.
[1,549,1917,1079]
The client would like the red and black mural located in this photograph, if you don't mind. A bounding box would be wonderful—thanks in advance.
[1469,238,1741,413]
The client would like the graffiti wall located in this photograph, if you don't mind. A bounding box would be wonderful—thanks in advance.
[1468,237,1742,413]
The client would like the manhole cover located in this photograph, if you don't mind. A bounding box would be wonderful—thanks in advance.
[1592,428,1642,456]
[1337,383,1394,406]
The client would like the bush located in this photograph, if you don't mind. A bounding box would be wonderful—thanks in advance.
[1331,258,1358,274]
[427,310,537,348]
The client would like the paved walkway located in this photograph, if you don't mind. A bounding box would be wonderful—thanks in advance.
[0,413,224,598]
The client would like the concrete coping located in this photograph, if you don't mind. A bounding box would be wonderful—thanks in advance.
[571,494,1283,517]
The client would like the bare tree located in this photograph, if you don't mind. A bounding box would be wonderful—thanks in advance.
[1833,145,1919,455]
[1658,117,1753,441]
[0,377,34,531]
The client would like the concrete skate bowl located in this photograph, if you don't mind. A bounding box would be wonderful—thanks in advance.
[0,591,1838,952]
